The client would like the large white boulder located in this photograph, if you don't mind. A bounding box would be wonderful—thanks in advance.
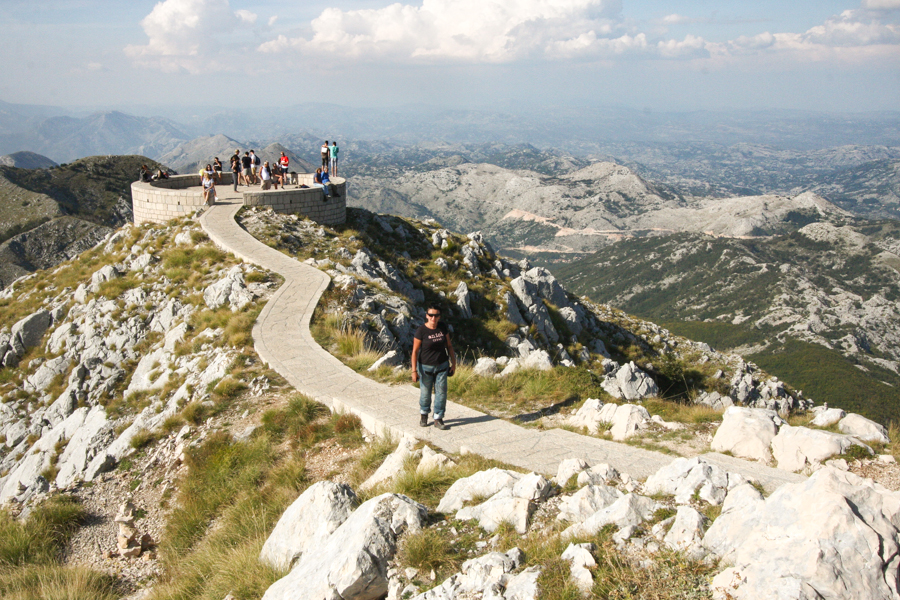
[437,468,523,513]
[416,446,456,474]
[553,458,590,486]
[568,398,606,434]
[605,404,651,441]
[203,266,253,311]
[454,473,551,534]
[711,406,782,463]
[262,493,427,600]
[561,543,596,594]
[455,492,533,534]
[705,467,900,600]
[810,407,846,427]
[472,357,499,377]
[556,484,623,524]
[839,413,890,444]
[601,362,659,400]
[413,548,529,600]
[663,506,708,560]
[576,463,620,487]
[643,457,747,506]
[771,425,871,473]
[361,436,418,492]
[562,494,659,538]
[259,481,359,571]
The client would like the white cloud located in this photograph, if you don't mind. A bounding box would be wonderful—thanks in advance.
[125,0,250,72]
[862,0,900,10]
[236,9,257,24]
[257,0,710,63]
[662,14,690,24]
[268,16,278,27]
[86,62,104,71]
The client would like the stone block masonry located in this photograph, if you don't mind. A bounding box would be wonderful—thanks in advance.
[132,173,347,226]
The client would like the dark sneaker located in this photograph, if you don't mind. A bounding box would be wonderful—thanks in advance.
[420,414,429,427]
[434,418,449,431]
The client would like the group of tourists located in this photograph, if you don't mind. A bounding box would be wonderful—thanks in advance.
[139,164,169,183]
[224,149,292,192]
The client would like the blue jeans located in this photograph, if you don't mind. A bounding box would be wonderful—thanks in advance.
[418,361,449,420]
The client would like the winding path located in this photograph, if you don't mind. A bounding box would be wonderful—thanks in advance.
[199,192,804,491]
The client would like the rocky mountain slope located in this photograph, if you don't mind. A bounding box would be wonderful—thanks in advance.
[349,159,851,254]
[556,219,900,423]
[0,155,165,288]
[0,151,57,169]
[0,207,896,600]
[157,135,316,176]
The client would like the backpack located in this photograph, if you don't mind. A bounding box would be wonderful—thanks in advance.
[253,154,261,166]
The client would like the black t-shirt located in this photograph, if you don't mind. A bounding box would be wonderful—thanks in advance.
[241,156,251,169]
[415,323,449,366]
[230,155,240,171]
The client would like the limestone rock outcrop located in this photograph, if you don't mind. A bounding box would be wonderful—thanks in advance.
[705,467,900,600]
[262,493,427,600]
[259,481,359,571]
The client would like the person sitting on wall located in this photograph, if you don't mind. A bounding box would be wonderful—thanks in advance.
[213,157,223,181]
[313,167,332,200]
[152,169,168,181]
[202,169,216,204]
[140,164,152,182]
[321,168,340,198]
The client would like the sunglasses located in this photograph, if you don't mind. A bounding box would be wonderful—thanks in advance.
[426,313,441,319]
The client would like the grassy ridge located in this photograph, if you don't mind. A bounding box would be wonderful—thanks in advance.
[661,319,900,425]
[750,339,900,426]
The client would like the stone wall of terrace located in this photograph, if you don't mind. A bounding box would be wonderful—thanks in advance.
[243,176,347,225]
[131,174,220,225]
[131,173,346,226]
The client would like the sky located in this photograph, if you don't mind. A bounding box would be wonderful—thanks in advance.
[2,0,899,113]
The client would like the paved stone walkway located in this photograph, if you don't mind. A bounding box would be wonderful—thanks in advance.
[199,191,804,492]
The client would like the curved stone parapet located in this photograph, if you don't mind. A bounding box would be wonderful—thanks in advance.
[243,176,347,225]
[131,173,346,226]
[131,174,219,225]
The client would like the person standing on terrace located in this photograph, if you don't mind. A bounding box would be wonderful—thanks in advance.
[411,305,456,430]
[230,150,241,191]
[241,152,252,186]
[330,141,339,177]
[279,152,290,186]
[321,141,330,170]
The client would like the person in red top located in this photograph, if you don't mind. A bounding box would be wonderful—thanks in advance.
[279,152,290,186]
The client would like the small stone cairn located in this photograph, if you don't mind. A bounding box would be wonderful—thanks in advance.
[114,499,153,558]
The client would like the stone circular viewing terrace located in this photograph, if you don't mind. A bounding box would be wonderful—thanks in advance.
[131,172,347,226]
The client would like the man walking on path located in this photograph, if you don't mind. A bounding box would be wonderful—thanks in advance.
[321,141,330,170]
[330,141,339,177]
[411,305,456,430]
